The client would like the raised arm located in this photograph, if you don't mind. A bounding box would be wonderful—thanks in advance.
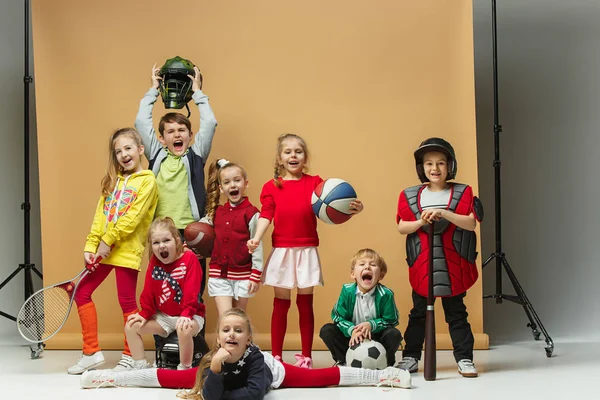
[134,64,164,160]
[189,66,218,160]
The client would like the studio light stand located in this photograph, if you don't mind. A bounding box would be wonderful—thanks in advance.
[482,0,554,357]
[0,0,44,359]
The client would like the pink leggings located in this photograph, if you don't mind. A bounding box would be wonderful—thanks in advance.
[156,363,340,389]
[74,264,138,313]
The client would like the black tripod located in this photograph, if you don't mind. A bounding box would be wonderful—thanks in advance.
[0,0,44,359]
[482,0,553,358]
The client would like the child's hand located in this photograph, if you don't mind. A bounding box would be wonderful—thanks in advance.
[176,316,193,330]
[84,252,96,271]
[247,239,260,254]
[248,281,260,294]
[127,313,146,327]
[349,329,365,347]
[151,63,162,90]
[354,322,372,340]
[421,209,445,224]
[188,66,203,92]
[211,348,232,373]
[349,199,364,215]
[95,241,112,261]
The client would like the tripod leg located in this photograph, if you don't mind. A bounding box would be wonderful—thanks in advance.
[0,267,23,291]
[500,256,554,357]
[32,266,43,280]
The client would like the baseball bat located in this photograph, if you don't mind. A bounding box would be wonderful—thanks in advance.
[424,221,436,381]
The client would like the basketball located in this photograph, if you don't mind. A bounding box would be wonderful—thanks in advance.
[183,221,215,257]
[311,178,357,224]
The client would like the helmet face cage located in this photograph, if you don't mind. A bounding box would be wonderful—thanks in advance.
[414,138,457,183]
[158,56,196,109]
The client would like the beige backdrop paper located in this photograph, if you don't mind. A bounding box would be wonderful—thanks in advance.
[32,0,487,351]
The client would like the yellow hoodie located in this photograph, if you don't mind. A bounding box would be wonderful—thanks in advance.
[84,170,158,271]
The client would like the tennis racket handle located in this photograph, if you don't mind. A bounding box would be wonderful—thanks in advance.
[84,256,104,272]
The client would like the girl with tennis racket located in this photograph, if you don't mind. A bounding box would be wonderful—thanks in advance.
[68,127,158,374]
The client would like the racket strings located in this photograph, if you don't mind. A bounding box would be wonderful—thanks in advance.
[17,287,72,341]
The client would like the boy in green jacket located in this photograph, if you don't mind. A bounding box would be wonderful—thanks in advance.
[319,248,402,367]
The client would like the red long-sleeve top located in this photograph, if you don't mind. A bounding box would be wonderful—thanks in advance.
[139,250,206,320]
[259,174,323,248]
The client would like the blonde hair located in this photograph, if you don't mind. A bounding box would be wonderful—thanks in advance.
[178,308,253,400]
[350,248,388,275]
[272,133,310,188]
[147,217,184,256]
[100,128,144,197]
[204,159,248,221]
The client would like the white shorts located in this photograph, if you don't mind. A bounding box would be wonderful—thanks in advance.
[262,351,285,389]
[262,247,323,289]
[153,312,205,337]
[208,277,256,300]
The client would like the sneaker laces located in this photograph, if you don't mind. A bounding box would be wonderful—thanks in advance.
[89,371,118,389]
[376,368,409,391]
[459,359,475,369]
[293,353,312,368]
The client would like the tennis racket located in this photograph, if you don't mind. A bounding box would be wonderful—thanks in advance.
[17,258,101,343]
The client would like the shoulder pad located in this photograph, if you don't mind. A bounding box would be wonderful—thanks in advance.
[473,196,484,222]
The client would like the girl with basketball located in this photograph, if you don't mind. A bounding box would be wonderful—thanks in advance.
[81,308,411,394]
[69,127,158,375]
[125,217,205,371]
[201,159,263,317]
[246,133,364,368]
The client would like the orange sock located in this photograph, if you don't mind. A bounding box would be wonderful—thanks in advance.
[77,302,100,355]
[122,309,138,356]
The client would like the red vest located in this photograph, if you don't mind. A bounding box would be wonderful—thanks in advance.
[209,198,260,280]
[396,183,479,297]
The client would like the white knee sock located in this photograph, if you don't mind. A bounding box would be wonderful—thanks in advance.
[338,366,382,386]
[115,368,161,387]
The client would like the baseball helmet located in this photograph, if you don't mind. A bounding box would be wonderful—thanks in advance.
[414,137,457,183]
[158,56,196,109]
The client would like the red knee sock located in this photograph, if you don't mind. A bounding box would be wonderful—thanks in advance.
[296,294,314,358]
[271,298,291,357]
[280,363,340,388]
[157,367,198,389]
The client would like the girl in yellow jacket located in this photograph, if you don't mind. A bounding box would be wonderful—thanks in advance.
[68,128,158,375]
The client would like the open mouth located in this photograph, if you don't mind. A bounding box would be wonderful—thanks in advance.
[173,140,184,151]
[361,271,373,285]
[226,340,238,345]
[160,250,169,259]
[288,160,299,166]
[229,189,240,197]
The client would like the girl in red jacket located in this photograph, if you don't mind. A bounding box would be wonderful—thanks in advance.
[247,134,363,368]
[125,217,206,370]
[202,159,263,317]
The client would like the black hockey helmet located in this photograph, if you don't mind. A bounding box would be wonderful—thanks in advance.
[414,137,457,183]
[158,56,196,110]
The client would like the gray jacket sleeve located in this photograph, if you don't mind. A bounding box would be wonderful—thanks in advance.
[190,90,218,161]
[134,88,164,160]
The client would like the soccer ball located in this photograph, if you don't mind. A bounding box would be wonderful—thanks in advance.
[346,339,387,370]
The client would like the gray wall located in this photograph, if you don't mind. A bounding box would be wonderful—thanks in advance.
[474,0,600,342]
[0,0,42,339]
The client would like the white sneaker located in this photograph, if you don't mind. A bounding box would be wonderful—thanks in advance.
[458,359,478,377]
[131,359,151,370]
[113,354,134,371]
[377,367,412,389]
[67,351,105,375]
[80,369,117,389]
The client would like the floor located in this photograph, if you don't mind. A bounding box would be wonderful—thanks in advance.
[0,336,595,400]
